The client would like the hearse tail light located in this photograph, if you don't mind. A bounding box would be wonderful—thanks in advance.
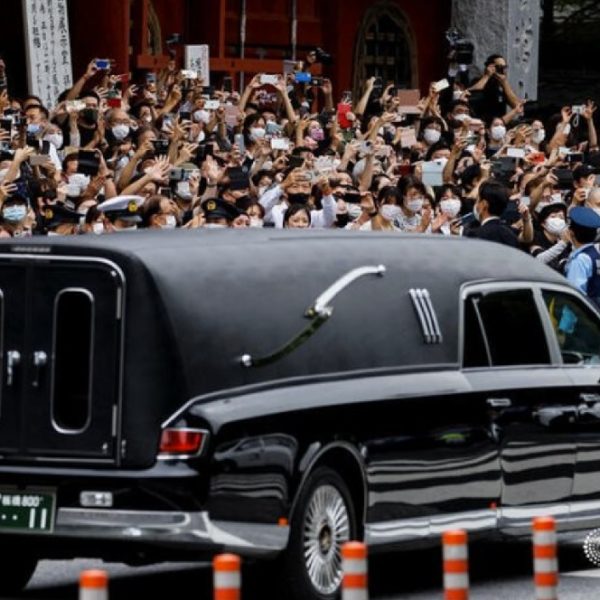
[157,428,209,459]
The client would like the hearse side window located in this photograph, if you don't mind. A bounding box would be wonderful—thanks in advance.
[52,290,93,431]
[463,289,550,367]
[542,290,600,365]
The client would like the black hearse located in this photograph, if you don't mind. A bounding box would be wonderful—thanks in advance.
[0,230,599,599]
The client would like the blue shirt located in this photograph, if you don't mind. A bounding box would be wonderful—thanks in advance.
[565,243,595,294]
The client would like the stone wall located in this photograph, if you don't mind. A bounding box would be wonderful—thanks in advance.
[452,0,540,100]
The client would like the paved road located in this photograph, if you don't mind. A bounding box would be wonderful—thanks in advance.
[5,541,600,599]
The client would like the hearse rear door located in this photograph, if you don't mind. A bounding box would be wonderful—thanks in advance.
[0,257,123,463]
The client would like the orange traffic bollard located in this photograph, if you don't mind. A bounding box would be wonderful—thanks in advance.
[533,516,558,600]
[342,541,368,600]
[213,553,241,600]
[79,569,108,600]
[442,529,469,600]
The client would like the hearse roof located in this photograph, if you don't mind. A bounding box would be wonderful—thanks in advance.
[0,231,567,397]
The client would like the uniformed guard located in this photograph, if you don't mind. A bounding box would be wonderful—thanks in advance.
[97,195,145,231]
[200,197,241,228]
[42,204,81,236]
[565,206,600,306]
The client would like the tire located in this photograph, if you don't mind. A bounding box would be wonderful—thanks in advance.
[0,550,37,593]
[282,466,358,600]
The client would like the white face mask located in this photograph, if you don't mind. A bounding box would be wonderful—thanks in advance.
[405,198,424,213]
[440,198,461,217]
[532,129,546,144]
[491,125,507,141]
[44,133,63,148]
[434,157,449,169]
[193,110,211,124]
[161,215,177,229]
[380,204,402,221]
[250,127,266,141]
[551,192,562,203]
[249,217,264,228]
[176,181,193,201]
[92,222,104,235]
[348,204,363,219]
[544,217,567,236]
[423,128,441,145]
[111,124,130,141]
[453,90,463,101]
[204,223,227,229]
[454,113,469,123]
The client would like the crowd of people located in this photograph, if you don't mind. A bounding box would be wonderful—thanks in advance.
[1,50,600,301]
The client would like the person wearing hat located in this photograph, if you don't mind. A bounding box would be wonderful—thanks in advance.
[564,206,600,306]
[42,203,81,236]
[529,198,571,273]
[97,195,144,231]
[200,197,241,228]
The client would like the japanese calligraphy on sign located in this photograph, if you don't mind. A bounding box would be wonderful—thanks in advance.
[23,0,73,108]
[184,45,210,86]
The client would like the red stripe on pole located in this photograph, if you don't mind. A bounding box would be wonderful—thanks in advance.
[443,530,467,545]
[80,570,108,589]
[445,590,469,600]
[534,545,557,559]
[213,554,241,571]
[342,541,367,559]
[535,572,559,586]
[215,590,240,600]
[444,559,469,573]
[533,516,556,531]
[343,573,368,588]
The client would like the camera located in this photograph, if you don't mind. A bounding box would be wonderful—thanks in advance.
[445,28,474,65]
[152,139,170,157]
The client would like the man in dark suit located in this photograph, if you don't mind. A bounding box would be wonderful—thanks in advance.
[466,180,532,248]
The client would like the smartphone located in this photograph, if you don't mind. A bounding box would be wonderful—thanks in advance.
[271,138,290,151]
[159,187,173,199]
[106,94,122,109]
[30,154,49,166]
[169,168,186,182]
[180,69,198,80]
[223,76,233,93]
[571,105,585,116]
[146,72,157,84]
[343,191,362,203]
[66,100,85,112]
[567,152,584,163]
[77,150,100,176]
[204,100,220,111]
[294,72,311,84]
[260,74,279,86]
[95,58,111,70]
[202,86,215,96]
[196,144,214,163]
[337,103,352,129]
[234,133,245,154]
[432,78,450,93]
[179,111,192,121]
[553,168,574,190]
[0,119,12,133]
[227,166,250,190]
[152,139,170,157]
[311,77,324,87]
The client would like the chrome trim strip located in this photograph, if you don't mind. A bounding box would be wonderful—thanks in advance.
[409,289,432,343]
[51,288,95,435]
[56,508,288,557]
[416,289,436,343]
[0,254,126,466]
[422,289,443,343]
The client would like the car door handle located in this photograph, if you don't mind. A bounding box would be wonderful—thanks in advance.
[31,351,47,388]
[487,397,512,408]
[5,350,20,387]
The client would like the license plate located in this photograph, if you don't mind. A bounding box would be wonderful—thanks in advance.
[0,488,55,533]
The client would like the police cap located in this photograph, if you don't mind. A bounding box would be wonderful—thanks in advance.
[569,206,600,229]
[201,198,241,222]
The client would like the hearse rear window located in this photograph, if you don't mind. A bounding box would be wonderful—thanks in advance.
[542,290,600,365]
[463,289,550,367]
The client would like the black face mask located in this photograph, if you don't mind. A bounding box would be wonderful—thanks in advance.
[336,214,350,228]
[81,108,98,125]
[287,193,310,204]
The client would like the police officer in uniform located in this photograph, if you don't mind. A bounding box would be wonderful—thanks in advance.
[564,206,600,306]
[201,198,241,228]
[97,195,145,231]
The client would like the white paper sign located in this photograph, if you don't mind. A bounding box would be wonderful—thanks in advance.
[23,0,73,109]
[184,45,210,86]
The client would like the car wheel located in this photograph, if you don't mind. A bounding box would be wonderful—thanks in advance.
[283,466,357,600]
[0,551,37,593]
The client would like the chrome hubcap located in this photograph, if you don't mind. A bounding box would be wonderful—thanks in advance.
[302,484,351,595]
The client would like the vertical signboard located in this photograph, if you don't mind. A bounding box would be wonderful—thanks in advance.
[22,0,73,108]
[184,45,210,86]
